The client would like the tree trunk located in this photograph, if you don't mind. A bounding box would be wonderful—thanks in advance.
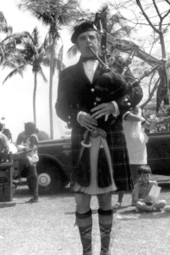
[49,39,55,139]
[141,78,160,109]
[33,72,37,125]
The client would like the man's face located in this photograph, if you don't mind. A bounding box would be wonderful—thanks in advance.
[76,31,100,57]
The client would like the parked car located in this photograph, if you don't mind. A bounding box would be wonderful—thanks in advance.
[147,131,170,176]
[37,138,71,195]
[12,130,170,195]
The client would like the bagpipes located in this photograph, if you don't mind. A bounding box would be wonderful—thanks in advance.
[81,11,161,148]
[81,12,110,148]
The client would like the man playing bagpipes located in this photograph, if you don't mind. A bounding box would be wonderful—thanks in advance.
[55,20,143,255]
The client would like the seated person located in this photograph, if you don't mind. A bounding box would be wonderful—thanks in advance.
[132,165,166,212]
[113,105,149,209]
[17,123,39,203]
[0,122,9,162]
[16,122,49,145]
[3,128,17,154]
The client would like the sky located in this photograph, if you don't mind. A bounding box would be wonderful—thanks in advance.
[0,0,51,141]
[0,0,67,141]
[0,0,107,141]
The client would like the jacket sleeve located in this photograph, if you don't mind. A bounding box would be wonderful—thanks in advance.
[55,69,79,128]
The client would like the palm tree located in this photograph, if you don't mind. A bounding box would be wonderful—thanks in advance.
[0,12,28,82]
[18,0,83,138]
[3,28,51,125]
[0,11,14,65]
[0,11,12,34]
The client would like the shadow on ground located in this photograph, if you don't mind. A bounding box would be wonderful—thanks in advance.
[14,185,74,199]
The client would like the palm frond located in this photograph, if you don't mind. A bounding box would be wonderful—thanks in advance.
[32,27,40,47]
[38,66,47,82]
[2,64,26,84]
[18,0,82,27]
[0,45,5,64]
[2,51,26,68]
[0,11,13,34]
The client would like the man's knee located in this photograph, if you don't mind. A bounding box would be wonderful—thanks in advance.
[75,209,92,227]
[75,193,91,213]
[155,200,167,209]
[98,192,112,210]
[136,201,145,210]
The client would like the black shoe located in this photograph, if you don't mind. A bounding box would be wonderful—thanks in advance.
[26,196,39,203]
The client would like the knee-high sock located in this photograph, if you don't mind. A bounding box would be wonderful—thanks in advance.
[76,210,92,255]
[98,208,113,255]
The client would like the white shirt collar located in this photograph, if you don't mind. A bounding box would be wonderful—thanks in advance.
[82,60,99,83]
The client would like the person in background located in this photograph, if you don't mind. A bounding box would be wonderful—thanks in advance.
[108,54,144,210]
[56,20,142,255]
[113,105,150,208]
[16,122,49,146]
[17,123,39,203]
[132,165,166,212]
[3,128,17,154]
[0,123,9,161]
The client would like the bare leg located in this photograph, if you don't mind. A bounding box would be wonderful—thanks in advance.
[154,200,167,211]
[113,191,124,209]
[118,191,124,204]
[136,201,154,212]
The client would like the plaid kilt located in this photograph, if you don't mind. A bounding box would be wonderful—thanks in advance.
[71,117,133,192]
[107,118,133,191]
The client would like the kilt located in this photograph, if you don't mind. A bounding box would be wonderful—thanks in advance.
[108,118,133,191]
[73,135,117,195]
[71,117,133,192]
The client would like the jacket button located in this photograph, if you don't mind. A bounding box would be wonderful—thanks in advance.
[91,88,95,92]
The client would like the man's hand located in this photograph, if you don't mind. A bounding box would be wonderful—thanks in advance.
[78,111,97,131]
[91,103,115,120]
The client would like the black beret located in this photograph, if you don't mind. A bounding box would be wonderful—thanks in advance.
[71,21,98,44]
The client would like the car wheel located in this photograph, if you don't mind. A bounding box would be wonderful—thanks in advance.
[37,163,62,195]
